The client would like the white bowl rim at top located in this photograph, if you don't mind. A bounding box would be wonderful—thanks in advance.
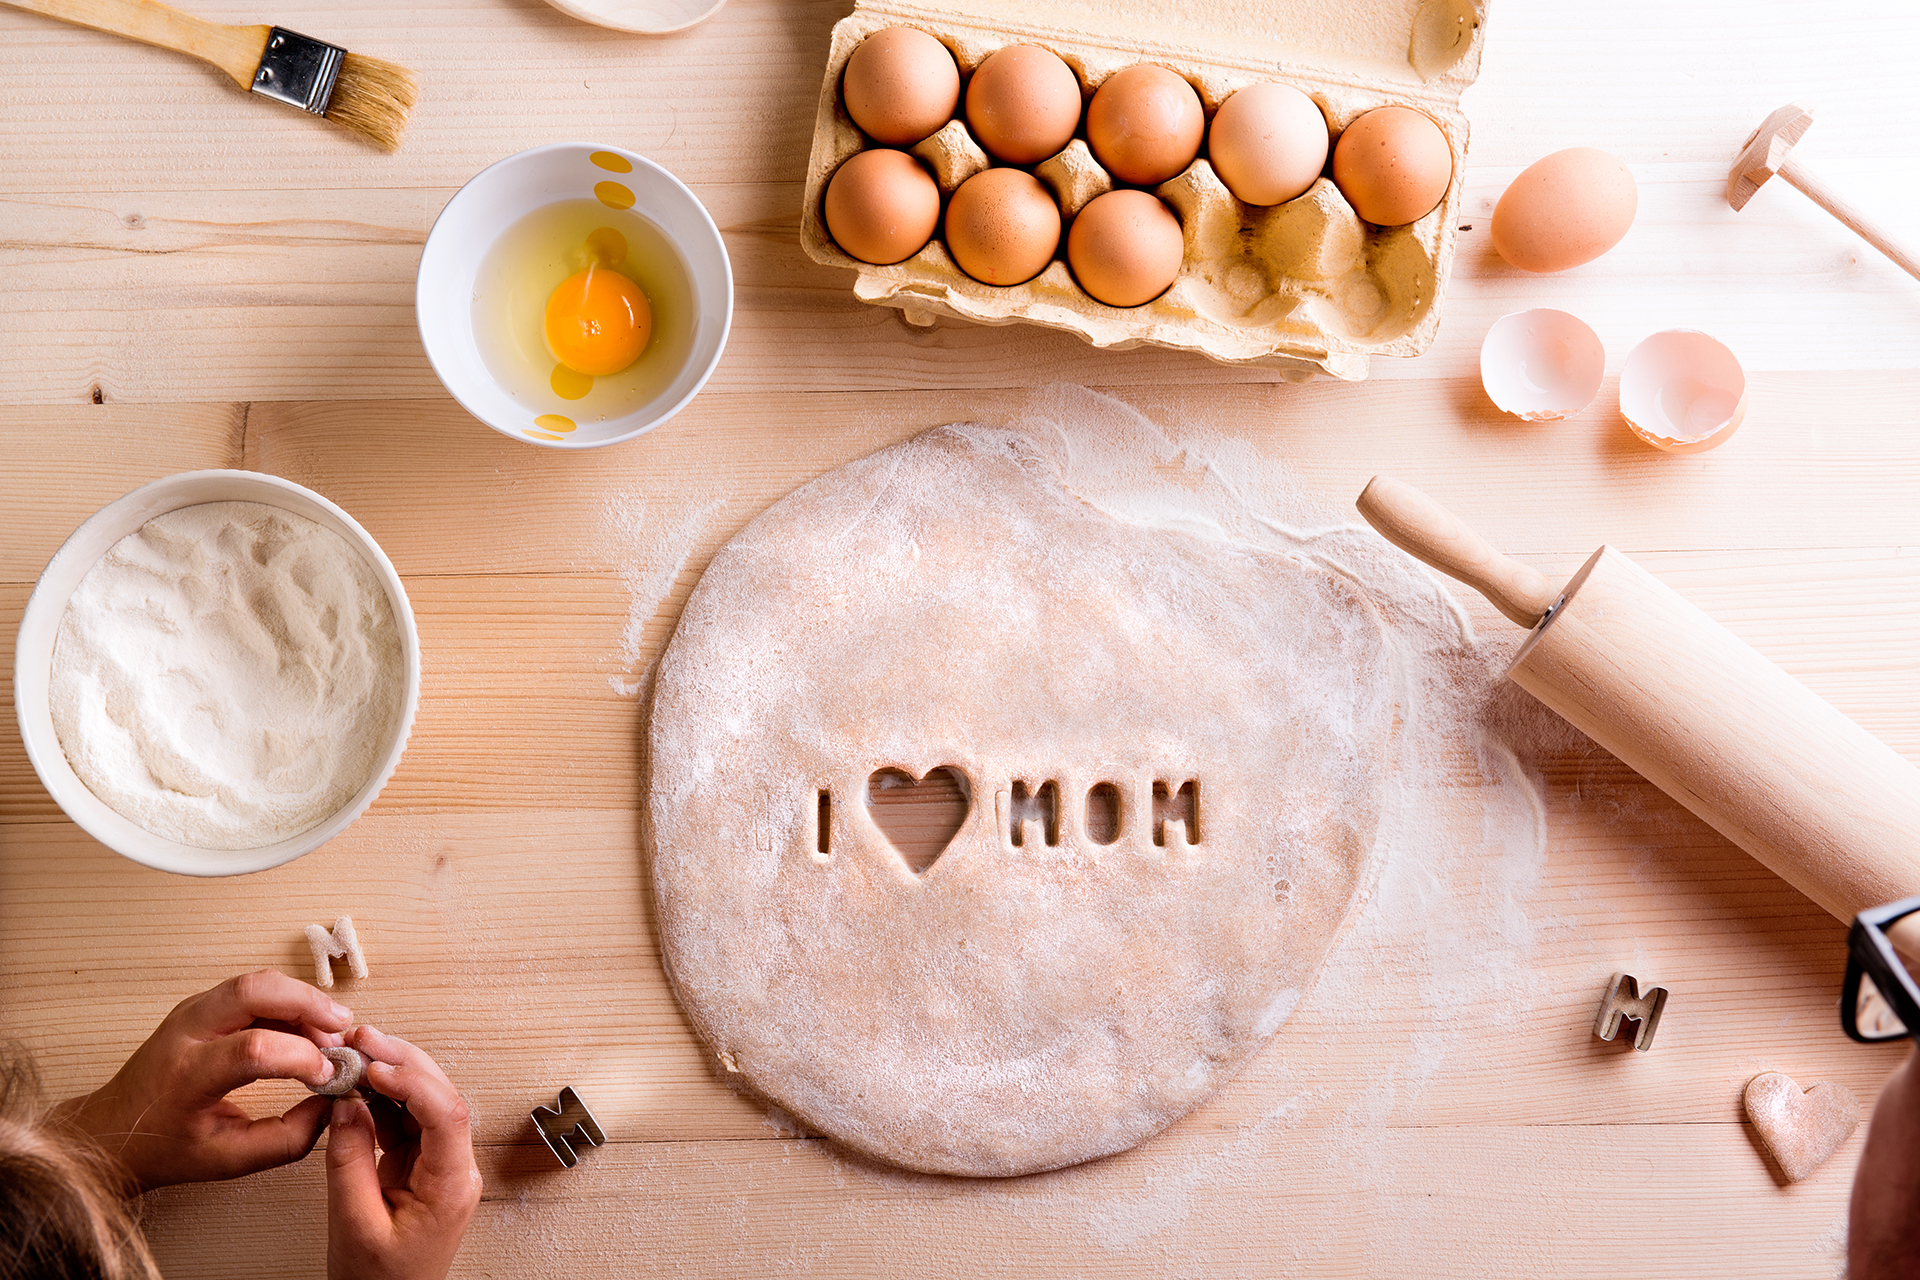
[13,470,421,877]
[539,0,727,34]
[416,141,735,452]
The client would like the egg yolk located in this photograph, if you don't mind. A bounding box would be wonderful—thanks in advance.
[544,265,651,377]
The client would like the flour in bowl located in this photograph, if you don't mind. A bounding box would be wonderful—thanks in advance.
[49,501,405,851]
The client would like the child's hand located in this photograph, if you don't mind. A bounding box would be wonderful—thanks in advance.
[326,1025,482,1280]
[1852,1044,1920,1278]
[54,969,353,1194]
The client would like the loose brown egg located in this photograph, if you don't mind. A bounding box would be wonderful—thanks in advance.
[841,27,961,147]
[822,149,941,266]
[1206,82,1329,206]
[945,168,1061,286]
[965,45,1083,166]
[1491,147,1637,272]
[1067,189,1183,307]
[1330,106,1452,227]
[1085,64,1204,187]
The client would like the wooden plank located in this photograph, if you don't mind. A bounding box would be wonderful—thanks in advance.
[5,3,1920,1274]
[136,1123,1865,1280]
[242,375,1920,574]
[0,799,1903,1145]
[0,403,244,577]
[6,376,1918,589]
[0,0,832,194]
[8,165,1920,404]
[5,0,1918,190]
[5,0,1920,404]
[12,372,1920,584]
[7,544,1918,827]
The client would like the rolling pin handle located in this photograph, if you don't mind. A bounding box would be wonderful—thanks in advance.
[1356,476,1561,629]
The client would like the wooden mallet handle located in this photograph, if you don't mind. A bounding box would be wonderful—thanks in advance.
[1730,102,1920,286]
[1780,160,1920,284]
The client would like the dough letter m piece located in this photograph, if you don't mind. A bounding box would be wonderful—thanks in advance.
[306,916,368,990]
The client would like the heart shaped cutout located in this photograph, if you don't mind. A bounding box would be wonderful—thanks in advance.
[867,767,970,876]
[1744,1071,1861,1183]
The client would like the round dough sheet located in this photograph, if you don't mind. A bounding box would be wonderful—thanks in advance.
[647,424,1393,1176]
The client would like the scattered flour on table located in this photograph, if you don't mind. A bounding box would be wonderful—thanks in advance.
[599,494,728,696]
[1812,1212,1849,1278]
[49,500,403,850]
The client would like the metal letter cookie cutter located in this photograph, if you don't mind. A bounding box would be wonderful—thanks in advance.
[1594,972,1669,1051]
[532,1086,606,1168]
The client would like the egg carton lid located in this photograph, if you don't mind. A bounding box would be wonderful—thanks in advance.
[865,0,1487,99]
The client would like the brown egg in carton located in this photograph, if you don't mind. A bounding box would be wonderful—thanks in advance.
[800,0,1489,381]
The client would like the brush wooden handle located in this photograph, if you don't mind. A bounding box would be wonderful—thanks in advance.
[1357,476,1559,628]
[4,0,269,88]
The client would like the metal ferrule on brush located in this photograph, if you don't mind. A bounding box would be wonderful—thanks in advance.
[249,28,344,116]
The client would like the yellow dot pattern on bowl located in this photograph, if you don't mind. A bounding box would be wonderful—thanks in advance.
[525,429,566,441]
[591,151,634,174]
[595,181,636,210]
[551,365,594,399]
[535,414,577,433]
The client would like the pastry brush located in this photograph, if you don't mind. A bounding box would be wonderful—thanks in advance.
[5,0,418,151]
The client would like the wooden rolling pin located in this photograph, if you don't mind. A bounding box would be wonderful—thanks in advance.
[1358,476,1920,951]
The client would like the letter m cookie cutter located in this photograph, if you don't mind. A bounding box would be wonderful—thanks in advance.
[532,1086,606,1168]
[1594,972,1669,1051]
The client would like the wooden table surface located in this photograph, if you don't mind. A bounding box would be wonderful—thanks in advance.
[6,1,1920,1275]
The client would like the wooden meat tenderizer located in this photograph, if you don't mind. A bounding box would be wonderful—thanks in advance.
[1729,103,1920,287]
[1358,476,1920,955]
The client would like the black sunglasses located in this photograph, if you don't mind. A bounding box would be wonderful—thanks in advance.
[1842,894,1920,1043]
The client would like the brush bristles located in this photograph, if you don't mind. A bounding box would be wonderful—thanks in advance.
[324,53,419,152]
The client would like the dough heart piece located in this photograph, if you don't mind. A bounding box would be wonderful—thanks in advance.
[648,424,1395,1177]
[1744,1071,1860,1183]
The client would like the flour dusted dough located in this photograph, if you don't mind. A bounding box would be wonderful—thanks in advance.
[647,425,1393,1177]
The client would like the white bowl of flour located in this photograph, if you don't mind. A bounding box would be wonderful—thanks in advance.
[14,471,419,876]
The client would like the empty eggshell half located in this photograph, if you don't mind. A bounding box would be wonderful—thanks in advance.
[1480,309,1605,421]
[1619,329,1748,453]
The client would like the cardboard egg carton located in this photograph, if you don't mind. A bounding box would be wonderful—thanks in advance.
[800,0,1489,381]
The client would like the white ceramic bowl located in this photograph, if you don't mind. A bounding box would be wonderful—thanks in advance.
[14,471,421,877]
[417,142,733,450]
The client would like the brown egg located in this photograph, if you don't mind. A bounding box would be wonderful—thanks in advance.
[1206,82,1329,206]
[822,149,941,266]
[1491,147,1637,272]
[965,45,1082,166]
[944,168,1061,286]
[1330,106,1452,227]
[1085,64,1204,187]
[841,27,961,147]
[1067,189,1183,307]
